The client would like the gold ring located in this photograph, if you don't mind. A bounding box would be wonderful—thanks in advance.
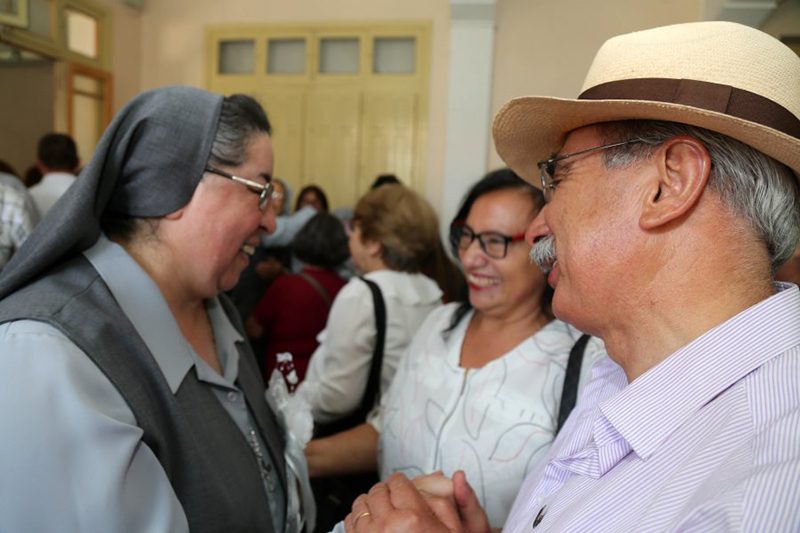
[353,511,371,528]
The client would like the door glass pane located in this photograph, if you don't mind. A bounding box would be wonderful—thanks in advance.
[73,73,100,95]
[72,92,102,164]
[0,0,23,25]
[29,0,52,38]
[66,8,98,59]
[268,38,305,74]
[218,40,254,74]
[373,37,415,74]
[319,38,359,74]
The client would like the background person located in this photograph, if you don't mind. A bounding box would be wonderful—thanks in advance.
[302,183,442,531]
[248,211,350,383]
[303,183,442,425]
[0,159,40,225]
[0,87,307,533]
[370,174,400,189]
[23,164,42,188]
[29,132,80,215]
[295,184,329,213]
[0,181,36,270]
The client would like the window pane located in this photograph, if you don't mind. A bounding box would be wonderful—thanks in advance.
[0,0,17,14]
[72,91,103,163]
[218,40,254,74]
[66,9,98,59]
[373,37,415,74]
[319,38,359,74]
[73,73,101,95]
[29,0,53,39]
[268,38,305,74]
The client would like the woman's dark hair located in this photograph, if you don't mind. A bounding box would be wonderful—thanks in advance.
[37,133,79,171]
[295,184,329,212]
[24,165,42,188]
[371,174,401,189]
[292,212,349,269]
[445,168,552,337]
[0,159,19,177]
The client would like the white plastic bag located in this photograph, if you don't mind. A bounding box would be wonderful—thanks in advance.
[265,355,317,533]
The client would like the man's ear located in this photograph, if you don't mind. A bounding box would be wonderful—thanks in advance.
[639,136,711,230]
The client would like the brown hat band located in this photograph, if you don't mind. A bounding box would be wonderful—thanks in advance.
[579,78,800,140]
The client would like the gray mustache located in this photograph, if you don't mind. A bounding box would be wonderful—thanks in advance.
[529,235,556,272]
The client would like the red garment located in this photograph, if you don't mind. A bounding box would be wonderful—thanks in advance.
[251,267,346,383]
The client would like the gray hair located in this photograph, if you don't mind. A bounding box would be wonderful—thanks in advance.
[597,120,800,273]
[208,94,272,167]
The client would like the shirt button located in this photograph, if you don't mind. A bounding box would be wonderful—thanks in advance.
[532,505,547,529]
[227,391,238,402]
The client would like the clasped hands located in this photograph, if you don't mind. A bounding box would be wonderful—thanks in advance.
[343,470,493,533]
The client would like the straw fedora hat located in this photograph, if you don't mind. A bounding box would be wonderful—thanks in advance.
[493,21,800,186]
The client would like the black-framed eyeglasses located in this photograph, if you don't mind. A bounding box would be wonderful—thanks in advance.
[537,139,643,202]
[450,221,525,259]
[205,166,274,210]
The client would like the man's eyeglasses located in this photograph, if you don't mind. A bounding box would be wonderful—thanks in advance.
[450,222,525,259]
[205,166,274,210]
[537,139,642,202]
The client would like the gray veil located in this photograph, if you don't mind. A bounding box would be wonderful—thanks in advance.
[0,86,223,300]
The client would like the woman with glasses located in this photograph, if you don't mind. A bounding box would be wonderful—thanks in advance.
[0,87,310,532]
[309,169,605,529]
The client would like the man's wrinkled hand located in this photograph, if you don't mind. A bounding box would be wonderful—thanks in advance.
[343,472,491,533]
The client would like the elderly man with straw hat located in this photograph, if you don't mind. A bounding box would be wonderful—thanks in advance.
[343,20,800,532]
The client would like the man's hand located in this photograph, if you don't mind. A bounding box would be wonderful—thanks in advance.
[344,472,491,533]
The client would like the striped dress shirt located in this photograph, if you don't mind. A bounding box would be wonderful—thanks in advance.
[504,283,800,532]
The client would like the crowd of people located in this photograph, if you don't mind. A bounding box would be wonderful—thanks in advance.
[0,18,798,533]
[0,133,81,269]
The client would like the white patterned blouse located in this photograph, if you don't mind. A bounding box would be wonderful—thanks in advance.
[372,302,606,528]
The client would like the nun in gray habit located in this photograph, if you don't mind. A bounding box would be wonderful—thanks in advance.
[0,87,309,533]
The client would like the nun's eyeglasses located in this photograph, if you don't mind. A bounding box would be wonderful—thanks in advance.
[205,166,273,210]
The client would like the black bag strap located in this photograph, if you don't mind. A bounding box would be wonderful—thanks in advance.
[356,276,387,419]
[555,333,591,435]
[298,271,332,308]
[312,277,387,438]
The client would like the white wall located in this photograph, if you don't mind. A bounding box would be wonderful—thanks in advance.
[134,0,451,209]
[488,0,701,169]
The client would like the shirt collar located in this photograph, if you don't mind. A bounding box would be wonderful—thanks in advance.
[600,283,800,460]
[83,234,245,393]
[363,270,442,304]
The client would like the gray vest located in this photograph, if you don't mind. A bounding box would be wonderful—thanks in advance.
[0,256,286,533]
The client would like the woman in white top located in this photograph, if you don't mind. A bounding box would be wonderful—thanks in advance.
[303,184,442,424]
[310,170,605,529]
